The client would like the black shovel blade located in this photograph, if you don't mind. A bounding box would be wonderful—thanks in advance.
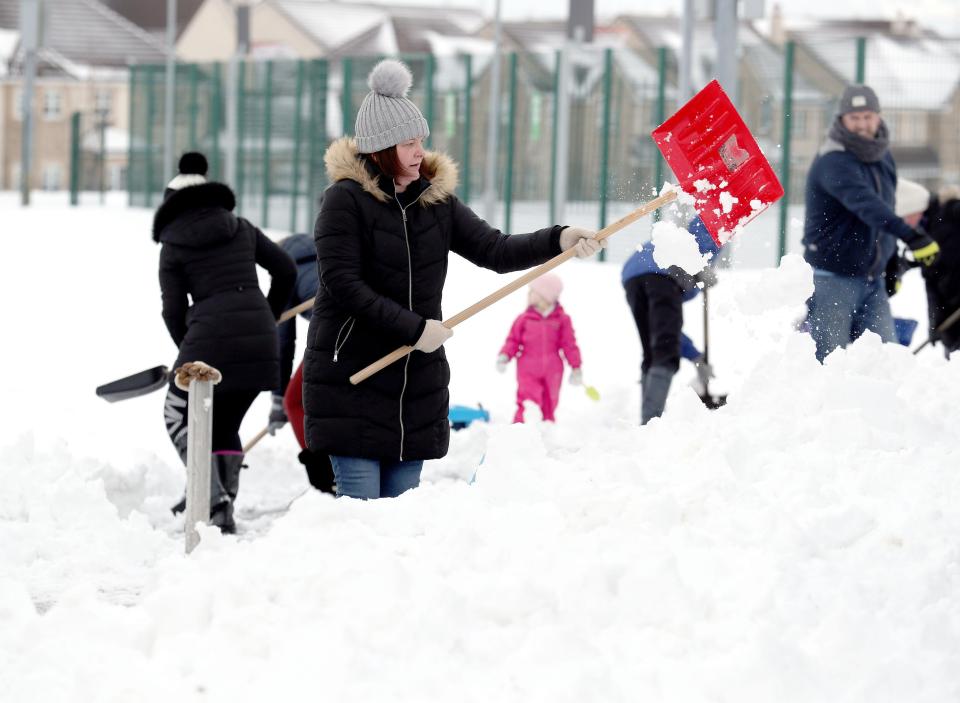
[698,392,728,410]
[96,365,169,402]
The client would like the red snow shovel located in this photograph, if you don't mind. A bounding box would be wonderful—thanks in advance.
[350,80,782,386]
[652,79,783,244]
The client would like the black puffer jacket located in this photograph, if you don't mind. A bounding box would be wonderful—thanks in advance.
[154,182,296,393]
[923,196,960,351]
[304,138,563,461]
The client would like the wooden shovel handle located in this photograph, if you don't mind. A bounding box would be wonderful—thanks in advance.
[278,298,314,323]
[349,190,678,385]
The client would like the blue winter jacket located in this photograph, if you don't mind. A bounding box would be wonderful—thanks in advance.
[621,217,719,303]
[802,138,914,278]
[277,233,319,392]
[621,217,718,361]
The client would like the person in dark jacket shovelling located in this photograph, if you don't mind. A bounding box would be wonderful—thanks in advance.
[802,84,940,362]
[156,152,296,533]
[303,59,605,500]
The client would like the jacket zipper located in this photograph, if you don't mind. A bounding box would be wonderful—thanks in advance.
[394,186,430,461]
[332,316,355,362]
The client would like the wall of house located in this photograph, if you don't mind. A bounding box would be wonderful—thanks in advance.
[1,77,128,191]
[177,0,321,61]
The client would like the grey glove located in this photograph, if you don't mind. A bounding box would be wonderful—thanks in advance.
[414,319,453,353]
[267,393,287,435]
[496,353,509,373]
[692,355,715,387]
[568,367,583,386]
[695,267,718,289]
[559,226,606,258]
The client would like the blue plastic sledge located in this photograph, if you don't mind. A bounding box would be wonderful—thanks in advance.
[449,404,490,431]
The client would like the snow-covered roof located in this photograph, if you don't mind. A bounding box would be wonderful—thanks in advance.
[0,0,167,70]
[272,0,389,54]
[803,34,960,109]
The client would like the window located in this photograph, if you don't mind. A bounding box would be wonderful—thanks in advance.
[95,88,112,119]
[42,162,62,190]
[10,162,21,189]
[13,89,23,121]
[793,109,808,138]
[43,90,62,120]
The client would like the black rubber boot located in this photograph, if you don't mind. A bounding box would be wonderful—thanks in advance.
[298,449,336,495]
[216,453,245,502]
[641,365,674,425]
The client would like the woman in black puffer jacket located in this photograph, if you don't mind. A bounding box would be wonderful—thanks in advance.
[303,60,604,500]
[155,153,296,532]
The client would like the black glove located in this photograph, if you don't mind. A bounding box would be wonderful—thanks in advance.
[267,394,288,435]
[884,255,908,297]
[905,230,940,267]
[695,267,718,289]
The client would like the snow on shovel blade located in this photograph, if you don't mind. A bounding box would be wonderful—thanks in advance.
[652,79,784,245]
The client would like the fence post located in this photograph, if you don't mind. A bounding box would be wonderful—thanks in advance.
[855,36,867,83]
[236,60,246,215]
[778,40,795,264]
[145,66,156,206]
[127,66,136,206]
[503,51,518,234]
[211,62,222,180]
[261,60,274,228]
[290,60,305,233]
[69,112,81,206]
[189,63,199,150]
[341,57,353,136]
[652,47,667,222]
[549,49,561,225]
[461,53,473,204]
[178,362,222,554]
[598,47,614,261]
[308,60,328,220]
[424,53,435,148]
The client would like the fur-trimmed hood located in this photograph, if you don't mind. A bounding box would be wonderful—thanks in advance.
[323,137,458,206]
[153,182,237,244]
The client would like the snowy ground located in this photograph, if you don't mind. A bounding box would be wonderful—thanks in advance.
[2,193,959,702]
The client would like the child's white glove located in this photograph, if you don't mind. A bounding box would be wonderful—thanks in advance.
[495,354,509,373]
[414,319,452,353]
[568,368,583,386]
[559,226,606,258]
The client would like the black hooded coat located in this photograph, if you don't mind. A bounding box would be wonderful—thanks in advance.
[154,182,296,393]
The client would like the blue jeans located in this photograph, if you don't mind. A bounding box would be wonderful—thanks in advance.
[329,456,423,500]
[807,270,896,362]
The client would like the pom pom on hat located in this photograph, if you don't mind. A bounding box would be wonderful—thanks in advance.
[167,151,209,191]
[895,178,930,218]
[178,152,208,176]
[368,59,413,98]
[529,273,563,305]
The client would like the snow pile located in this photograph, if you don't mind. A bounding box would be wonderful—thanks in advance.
[2,196,959,701]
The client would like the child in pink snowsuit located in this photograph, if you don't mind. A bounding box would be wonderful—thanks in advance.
[497,273,583,423]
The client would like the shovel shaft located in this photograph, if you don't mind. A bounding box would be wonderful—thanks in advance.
[349,191,679,385]
[912,305,960,355]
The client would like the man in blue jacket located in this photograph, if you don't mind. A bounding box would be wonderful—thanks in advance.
[803,84,940,362]
[622,217,719,424]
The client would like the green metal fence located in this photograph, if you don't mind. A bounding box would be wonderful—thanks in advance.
[124,37,960,265]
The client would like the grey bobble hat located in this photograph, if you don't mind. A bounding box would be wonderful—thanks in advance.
[838,84,881,115]
[354,59,430,153]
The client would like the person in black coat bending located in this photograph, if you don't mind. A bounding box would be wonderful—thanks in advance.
[303,60,605,500]
[923,186,960,355]
[156,152,296,532]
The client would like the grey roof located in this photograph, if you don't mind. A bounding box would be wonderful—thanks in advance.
[0,0,167,69]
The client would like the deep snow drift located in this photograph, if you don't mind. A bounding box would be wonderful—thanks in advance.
[1,195,959,702]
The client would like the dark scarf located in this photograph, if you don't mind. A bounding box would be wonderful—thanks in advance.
[828,116,890,163]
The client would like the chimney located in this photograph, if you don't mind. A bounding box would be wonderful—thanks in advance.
[769,3,786,46]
